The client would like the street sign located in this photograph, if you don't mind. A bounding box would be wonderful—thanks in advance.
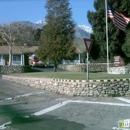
[83,38,93,53]
[114,56,125,67]
[83,38,93,80]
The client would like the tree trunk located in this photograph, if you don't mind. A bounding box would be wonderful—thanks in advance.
[53,67,57,72]
[53,62,57,72]
[9,45,12,66]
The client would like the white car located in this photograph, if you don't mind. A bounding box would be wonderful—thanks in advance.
[29,54,45,67]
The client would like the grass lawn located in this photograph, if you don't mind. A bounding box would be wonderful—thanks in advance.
[11,71,130,80]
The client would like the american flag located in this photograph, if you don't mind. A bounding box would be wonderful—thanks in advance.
[108,4,130,31]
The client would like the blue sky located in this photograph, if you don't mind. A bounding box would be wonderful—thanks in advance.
[0,0,95,27]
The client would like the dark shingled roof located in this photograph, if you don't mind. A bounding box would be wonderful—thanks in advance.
[0,46,83,54]
[0,46,38,54]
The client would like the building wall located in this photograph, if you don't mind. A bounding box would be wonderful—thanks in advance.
[62,54,81,64]
[0,54,25,66]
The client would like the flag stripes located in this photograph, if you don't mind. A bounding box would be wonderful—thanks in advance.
[114,11,129,31]
[108,4,130,31]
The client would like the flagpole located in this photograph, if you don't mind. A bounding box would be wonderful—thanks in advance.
[105,0,109,72]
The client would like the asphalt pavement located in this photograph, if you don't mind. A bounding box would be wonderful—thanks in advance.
[1,77,130,130]
[31,67,67,72]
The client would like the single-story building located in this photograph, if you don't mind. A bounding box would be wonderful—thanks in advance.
[0,46,38,66]
[62,48,83,64]
[0,46,83,66]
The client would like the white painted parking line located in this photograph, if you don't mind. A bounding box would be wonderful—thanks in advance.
[15,93,34,98]
[32,99,130,116]
[0,122,11,129]
[5,97,13,100]
[69,100,130,107]
[32,100,70,116]
[0,92,44,103]
[55,98,67,101]
[35,92,44,94]
[15,92,44,98]
[116,97,130,104]
[1,99,130,129]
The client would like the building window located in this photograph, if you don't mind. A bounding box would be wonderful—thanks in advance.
[75,54,79,60]
[13,55,21,61]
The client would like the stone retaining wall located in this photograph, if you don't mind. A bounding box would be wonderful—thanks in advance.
[0,65,32,74]
[58,63,115,72]
[108,66,130,74]
[2,75,130,97]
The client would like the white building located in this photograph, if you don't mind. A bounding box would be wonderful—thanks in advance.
[0,46,38,66]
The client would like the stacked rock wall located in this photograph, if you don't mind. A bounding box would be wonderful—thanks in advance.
[2,75,130,97]
[0,65,31,74]
[58,63,115,72]
[108,66,130,74]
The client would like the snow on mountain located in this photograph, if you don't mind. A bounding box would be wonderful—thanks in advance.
[74,25,92,38]
[34,20,93,39]
[35,20,46,25]
[8,20,93,39]
[35,20,93,39]
[78,25,93,34]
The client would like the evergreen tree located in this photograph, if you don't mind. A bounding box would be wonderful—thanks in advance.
[87,0,130,63]
[34,28,42,42]
[122,23,130,63]
[36,0,76,71]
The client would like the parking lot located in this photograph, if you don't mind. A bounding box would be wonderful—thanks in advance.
[1,77,130,130]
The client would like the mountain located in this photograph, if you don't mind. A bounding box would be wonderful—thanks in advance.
[75,25,92,38]
[16,20,46,29]
[17,20,92,39]
[35,20,46,25]
[35,20,93,38]
[78,25,93,33]
[5,20,92,51]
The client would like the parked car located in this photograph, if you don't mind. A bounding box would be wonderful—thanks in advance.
[29,54,45,67]
[45,63,54,68]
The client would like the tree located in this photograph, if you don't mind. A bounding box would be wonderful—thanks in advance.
[0,22,37,65]
[36,0,76,71]
[87,0,130,63]
[11,22,37,46]
[0,23,18,65]
[122,23,130,63]
[0,34,6,45]
[34,28,42,42]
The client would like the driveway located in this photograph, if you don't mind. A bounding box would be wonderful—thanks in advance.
[31,67,67,72]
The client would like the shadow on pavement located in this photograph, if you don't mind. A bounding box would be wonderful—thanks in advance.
[9,115,86,130]
[0,105,85,130]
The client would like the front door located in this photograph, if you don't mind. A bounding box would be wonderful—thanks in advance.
[5,56,9,65]
[25,54,29,65]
